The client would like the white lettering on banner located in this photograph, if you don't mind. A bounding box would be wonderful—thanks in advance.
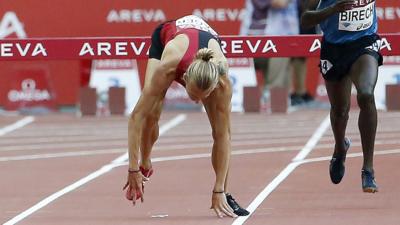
[221,39,277,55]
[246,40,261,53]
[107,9,166,23]
[376,7,400,20]
[8,79,51,102]
[231,40,243,53]
[309,39,321,52]
[130,42,145,55]
[79,42,148,56]
[115,42,128,56]
[0,12,26,38]
[383,56,400,65]
[98,42,112,56]
[192,8,246,21]
[353,0,374,7]
[0,43,47,57]
[80,43,94,56]
[262,40,277,53]
[339,1,375,31]
[379,38,392,51]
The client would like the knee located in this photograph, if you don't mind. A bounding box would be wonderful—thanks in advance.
[331,105,350,120]
[357,92,375,109]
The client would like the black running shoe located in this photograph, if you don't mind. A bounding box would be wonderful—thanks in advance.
[329,137,351,184]
[362,169,378,193]
[225,193,249,216]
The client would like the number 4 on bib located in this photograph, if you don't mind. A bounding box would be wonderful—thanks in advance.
[321,60,333,75]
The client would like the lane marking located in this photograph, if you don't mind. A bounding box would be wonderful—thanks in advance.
[112,114,187,164]
[4,112,399,225]
[299,148,400,164]
[0,116,34,136]
[0,146,301,162]
[3,115,399,225]
[3,138,400,162]
[0,149,126,162]
[3,114,186,225]
[232,114,331,225]
[108,148,400,169]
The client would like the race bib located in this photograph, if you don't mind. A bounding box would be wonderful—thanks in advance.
[338,1,375,32]
[175,15,218,36]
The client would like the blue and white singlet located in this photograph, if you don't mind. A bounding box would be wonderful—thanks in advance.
[317,0,378,43]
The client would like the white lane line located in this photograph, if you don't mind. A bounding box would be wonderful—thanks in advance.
[0,149,126,162]
[108,148,400,170]
[0,116,35,136]
[3,114,186,225]
[0,146,301,163]
[3,138,400,163]
[112,114,187,164]
[3,164,115,225]
[299,148,400,164]
[232,114,331,225]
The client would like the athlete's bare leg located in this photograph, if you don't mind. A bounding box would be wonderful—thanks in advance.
[325,76,352,156]
[349,54,379,171]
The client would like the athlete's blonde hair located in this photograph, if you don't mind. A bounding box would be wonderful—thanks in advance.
[185,48,225,91]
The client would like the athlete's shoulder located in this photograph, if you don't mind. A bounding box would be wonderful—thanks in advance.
[159,40,185,70]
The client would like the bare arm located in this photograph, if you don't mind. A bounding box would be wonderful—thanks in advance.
[127,65,172,170]
[128,43,181,171]
[125,44,179,204]
[270,0,290,9]
[203,74,235,218]
[301,0,356,29]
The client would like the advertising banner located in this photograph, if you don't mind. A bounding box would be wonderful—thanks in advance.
[0,0,399,109]
[4,69,55,110]
[89,59,141,114]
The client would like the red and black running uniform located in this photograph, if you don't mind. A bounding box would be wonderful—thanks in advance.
[148,15,221,86]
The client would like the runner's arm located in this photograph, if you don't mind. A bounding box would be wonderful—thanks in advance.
[301,0,356,29]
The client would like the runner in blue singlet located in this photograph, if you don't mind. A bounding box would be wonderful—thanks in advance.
[301,0,381,193]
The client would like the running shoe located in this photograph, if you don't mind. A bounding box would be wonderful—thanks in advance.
[362,169,378,193]
[329,137,351,184]
[226,193,250,216]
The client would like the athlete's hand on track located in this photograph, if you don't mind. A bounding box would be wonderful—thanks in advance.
[210,193,237,218]
[123,171,149,205]
[333,0,357,12]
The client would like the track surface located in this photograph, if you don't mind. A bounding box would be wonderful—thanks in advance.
[1,110,399,225]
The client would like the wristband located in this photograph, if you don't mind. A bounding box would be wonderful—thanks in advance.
[212,190,224,194]
[128,168,140,173]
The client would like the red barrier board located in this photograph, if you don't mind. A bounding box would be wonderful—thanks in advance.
[0,34,399,60]
[0,0,399,108]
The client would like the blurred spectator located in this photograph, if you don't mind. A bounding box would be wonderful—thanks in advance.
[290,0,317,106]
[240,0,271,102]
[240,0,299,106]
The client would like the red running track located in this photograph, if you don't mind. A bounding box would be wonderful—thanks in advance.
[1,110,400,225]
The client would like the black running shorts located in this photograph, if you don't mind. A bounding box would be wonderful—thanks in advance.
[148,22,166,60]
[319,34,383,82]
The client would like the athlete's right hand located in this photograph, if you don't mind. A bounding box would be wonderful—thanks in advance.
[123,170,149,205]
[210,192,237,218]
[333,0,357,12]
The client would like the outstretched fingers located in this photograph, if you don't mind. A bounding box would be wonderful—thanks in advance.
[211,199,236,218]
